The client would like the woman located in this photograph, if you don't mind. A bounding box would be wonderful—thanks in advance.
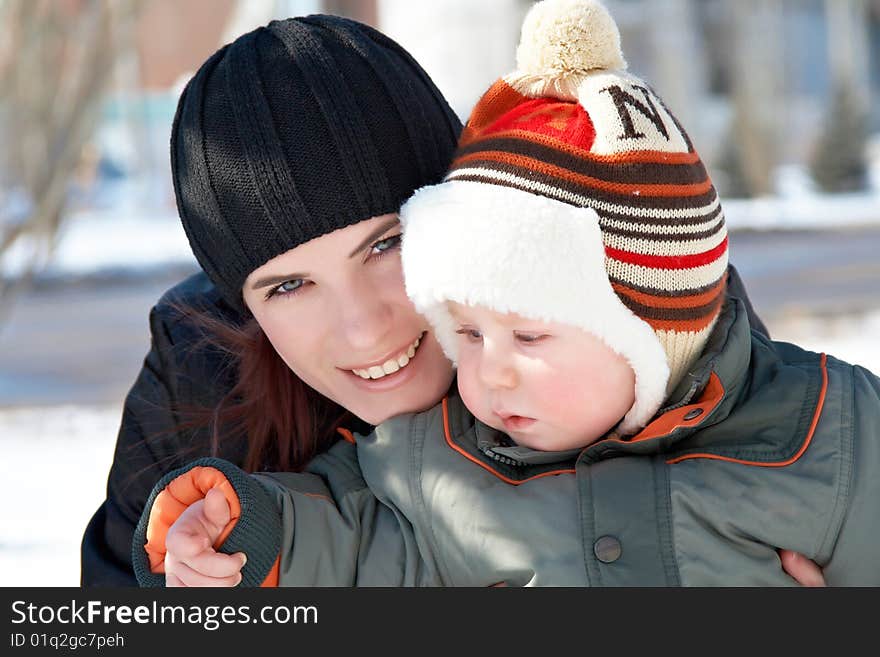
[80,13,823,587]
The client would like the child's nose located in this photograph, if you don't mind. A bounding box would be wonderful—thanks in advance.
[478,352,518,390]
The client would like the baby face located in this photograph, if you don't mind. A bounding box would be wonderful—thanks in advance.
[448,301,636,452]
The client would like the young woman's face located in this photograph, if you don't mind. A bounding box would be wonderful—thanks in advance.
[242,214,454,425]
[449,302,636,452]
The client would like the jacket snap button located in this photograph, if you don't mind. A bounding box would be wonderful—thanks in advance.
[594,535,622,563]
[683,407,703,421]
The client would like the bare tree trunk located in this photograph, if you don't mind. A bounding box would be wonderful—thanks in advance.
[810,0,871,193]
[825,0,870,106]
[727,0,784,197]
[0,0,143,323]
[647,0,707,135]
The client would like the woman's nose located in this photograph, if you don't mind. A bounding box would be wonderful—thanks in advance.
[336,286,395,350]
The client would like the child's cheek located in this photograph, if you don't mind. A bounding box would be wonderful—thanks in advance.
[529,367,593,423]
[455,359,491,424]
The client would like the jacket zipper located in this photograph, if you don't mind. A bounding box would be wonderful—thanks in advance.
[479,445,527,468]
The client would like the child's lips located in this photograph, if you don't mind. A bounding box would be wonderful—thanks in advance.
[499,414,536,432]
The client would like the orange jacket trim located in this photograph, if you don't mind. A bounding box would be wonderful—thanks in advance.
[337,427,356,444]
[666,353,828,466]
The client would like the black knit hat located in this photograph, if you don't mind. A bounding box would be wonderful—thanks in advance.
[171,15,462,312]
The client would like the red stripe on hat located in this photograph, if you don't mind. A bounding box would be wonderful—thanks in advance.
[605,236,728,270]
[482,97,596,150]
[466,129,701,165]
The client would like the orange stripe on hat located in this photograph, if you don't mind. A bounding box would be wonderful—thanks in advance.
[611,276,726,311]
[459,79,530,148]
[640,312,721,333]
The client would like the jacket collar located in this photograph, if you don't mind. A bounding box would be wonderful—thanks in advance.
[662,295,752,414]
[474,422,583,465]
[578,296,827,465]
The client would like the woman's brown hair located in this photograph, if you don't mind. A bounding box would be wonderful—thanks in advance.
[171,301,359,473]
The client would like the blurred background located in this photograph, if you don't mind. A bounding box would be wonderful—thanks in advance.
[1,0,878,585]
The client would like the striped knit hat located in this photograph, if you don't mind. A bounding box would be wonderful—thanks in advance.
[400,0,728,436]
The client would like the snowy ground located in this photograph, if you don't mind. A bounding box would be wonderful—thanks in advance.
[1,309,878,587]
[723,191,880,231]
[0,403,121,586]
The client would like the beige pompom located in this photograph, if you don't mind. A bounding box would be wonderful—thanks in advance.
[516,0,626,77]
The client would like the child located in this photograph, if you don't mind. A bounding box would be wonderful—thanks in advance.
[133,0,879,586]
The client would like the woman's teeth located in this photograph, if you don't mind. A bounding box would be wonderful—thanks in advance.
[352,335,422,380]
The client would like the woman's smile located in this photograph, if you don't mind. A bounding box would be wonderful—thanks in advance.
[342,330,431,392]
[345,331,425,380]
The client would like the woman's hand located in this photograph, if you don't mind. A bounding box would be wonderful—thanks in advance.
[779,549,826,587]
[164,487,248,587]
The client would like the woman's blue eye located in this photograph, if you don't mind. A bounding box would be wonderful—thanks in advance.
[266,279,307,300]
[370,233,402,256]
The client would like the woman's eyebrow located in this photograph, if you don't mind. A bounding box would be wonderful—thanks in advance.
[250,272,308,290]
[348,216,401,258]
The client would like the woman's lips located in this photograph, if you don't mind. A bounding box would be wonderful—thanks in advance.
[500,415,536,432]
[344,333,426,392]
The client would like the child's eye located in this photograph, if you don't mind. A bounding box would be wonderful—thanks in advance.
[455,327,483,342]
[265,278,310,300]
[515,332,549,344]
